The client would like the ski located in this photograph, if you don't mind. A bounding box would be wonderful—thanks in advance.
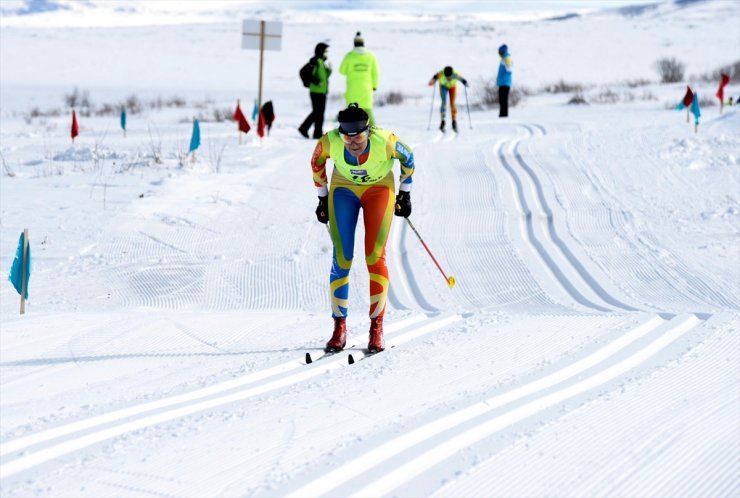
[305,345,355,365]
[347,346,393,365]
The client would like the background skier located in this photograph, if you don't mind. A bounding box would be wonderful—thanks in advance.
[428,65,468,132]
[310,103,415,353]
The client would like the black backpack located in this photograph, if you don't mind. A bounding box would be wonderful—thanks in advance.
[299,60,315,87]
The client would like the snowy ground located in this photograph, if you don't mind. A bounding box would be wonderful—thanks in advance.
[1,1,739,497]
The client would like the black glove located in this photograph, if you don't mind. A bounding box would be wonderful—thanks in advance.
[461,78,468,87]
[394,191,411,218]
[315,195,328,224]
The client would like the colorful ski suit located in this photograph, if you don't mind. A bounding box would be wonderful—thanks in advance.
[430,69,466,121]
[311,128,415,318]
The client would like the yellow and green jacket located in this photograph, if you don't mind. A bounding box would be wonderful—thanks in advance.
[339,48,380,109]
[311,127,414,196]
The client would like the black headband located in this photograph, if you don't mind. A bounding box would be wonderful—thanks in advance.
[338,120,369,136]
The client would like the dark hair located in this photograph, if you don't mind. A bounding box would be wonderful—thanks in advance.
[444,66,453,77]
[337,103,369,135]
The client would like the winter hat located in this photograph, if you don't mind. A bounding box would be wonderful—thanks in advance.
[353,31,364,47]
[314,42,329,58]
[337,103,369,136]
[498,44,508,55]
[444,66,453,77]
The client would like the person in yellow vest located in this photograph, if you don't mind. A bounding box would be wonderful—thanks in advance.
[310,103,415,353]
[339,32,380,126]
[428,66,468,133]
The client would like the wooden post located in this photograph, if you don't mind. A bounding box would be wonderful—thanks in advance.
[258,20,265,129]
[720,101,724,114]
[694,122,698,134]
[686,108,689,123]
[20,228,28,315]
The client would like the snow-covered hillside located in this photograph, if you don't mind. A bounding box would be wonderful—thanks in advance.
[1,1,739,497]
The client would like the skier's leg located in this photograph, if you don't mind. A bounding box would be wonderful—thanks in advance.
[450,86,458,131]
[329,177,361,318]
[450,86,457,120]
[361,173,395,319]
[439,86,448,118]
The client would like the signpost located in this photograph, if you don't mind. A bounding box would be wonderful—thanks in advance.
[241,20,282,124]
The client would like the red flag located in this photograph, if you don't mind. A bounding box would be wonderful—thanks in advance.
[716,73,730,102]
[681,86,694,107]
[257,109,265,138]
[71,110,79,142]
[233,103,251,134]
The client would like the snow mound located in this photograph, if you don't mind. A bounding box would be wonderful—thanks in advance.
[52,145,127,162]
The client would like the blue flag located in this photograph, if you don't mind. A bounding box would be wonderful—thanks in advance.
[189,119,201,153]
[690,92,701,125]
[8,232,31,299]
[120,109,127,131]
[252,99,258,121]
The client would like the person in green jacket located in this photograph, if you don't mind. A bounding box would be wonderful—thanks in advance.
[299,43,332,139]
[339,32,380,126]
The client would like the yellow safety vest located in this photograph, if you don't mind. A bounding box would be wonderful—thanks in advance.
[328,128,394,185]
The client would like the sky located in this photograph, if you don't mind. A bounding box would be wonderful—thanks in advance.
[0,0,671,16]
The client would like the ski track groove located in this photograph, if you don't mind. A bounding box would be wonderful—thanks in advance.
[0,313,459,480]
[345,314,703,497]
[497,134,612,313]
[434,314,737,498]
[286,313,708,497]
[419,135,567,313]
[513,125,637,312]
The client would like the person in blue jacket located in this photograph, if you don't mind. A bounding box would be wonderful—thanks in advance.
[497,44,513,117]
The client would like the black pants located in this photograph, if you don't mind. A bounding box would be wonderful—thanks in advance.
[499,86,510,117]
[299,92,327,138]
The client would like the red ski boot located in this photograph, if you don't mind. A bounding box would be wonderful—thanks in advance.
[368,316,385,353]
[325,317,347,352]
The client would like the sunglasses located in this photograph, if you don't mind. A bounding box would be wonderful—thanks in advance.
[340,129,369,144]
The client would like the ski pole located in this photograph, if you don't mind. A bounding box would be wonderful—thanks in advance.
[404,217,456,288]
[464,84,472,130]
[426,81,436,130]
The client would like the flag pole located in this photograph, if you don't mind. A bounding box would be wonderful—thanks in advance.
[258,21,265,140]
[20,228,28,315]
[686,108,689,123]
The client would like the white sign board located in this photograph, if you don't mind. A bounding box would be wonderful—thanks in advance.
[241,20,282,51]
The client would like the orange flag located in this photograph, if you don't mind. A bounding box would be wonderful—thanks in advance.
[71,110,79,142]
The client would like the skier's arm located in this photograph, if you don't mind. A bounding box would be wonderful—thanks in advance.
[455,71,468,86]
[428,72,439,86]
[311,135,331,196]
[387,134,414,192]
